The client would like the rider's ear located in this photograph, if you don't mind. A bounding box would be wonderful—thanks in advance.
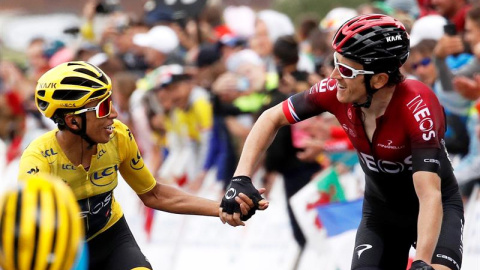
[371,73,389,89]
[65,115,80,130]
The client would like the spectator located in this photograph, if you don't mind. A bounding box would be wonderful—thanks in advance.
[431,0,471,33]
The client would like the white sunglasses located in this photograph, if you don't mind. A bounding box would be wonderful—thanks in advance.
[333,53,375,79]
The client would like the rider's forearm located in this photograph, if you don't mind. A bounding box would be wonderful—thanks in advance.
[415,189,443,263]
[234,106,287,177]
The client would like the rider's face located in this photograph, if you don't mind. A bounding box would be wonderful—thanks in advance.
[82,98,118,144]
[330,53,368,105]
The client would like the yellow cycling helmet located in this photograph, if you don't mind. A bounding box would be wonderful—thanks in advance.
[35,61,112,119]
[0,175,85,270]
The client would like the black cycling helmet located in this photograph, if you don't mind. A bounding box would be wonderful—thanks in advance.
[332,14,410,73]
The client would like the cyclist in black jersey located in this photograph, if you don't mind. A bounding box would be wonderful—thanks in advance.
[18,61,266,270]
[220,14,464,270]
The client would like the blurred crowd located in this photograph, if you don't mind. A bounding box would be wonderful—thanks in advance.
[1,0,480,253]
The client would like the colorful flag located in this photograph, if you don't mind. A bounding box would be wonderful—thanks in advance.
[316,198,363,237]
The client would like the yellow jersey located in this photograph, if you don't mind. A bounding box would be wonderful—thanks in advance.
[18,120,156,240]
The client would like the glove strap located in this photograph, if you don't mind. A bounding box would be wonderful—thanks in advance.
[232,175,252,182]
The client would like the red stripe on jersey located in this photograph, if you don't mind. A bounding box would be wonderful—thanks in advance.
[282,100,297,124]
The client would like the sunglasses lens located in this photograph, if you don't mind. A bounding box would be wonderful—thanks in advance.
[421,58,431,66]
[338,64,353,78]
[97,96,112,118]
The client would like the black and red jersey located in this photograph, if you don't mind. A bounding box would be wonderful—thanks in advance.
[282,78,459,216]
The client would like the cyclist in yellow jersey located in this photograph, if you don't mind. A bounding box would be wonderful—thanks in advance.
[18,61,266,270]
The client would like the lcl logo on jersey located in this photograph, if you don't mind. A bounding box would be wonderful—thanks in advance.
[97,149,107,159]
[90,164,118,186]
[41,148,58,158]
[130,150,145,170]
[62,164,76,170]
[359,152,412,174]
[407,95,435,141]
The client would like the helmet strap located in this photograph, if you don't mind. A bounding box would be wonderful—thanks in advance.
[353,74,378,109]
[67,114,97,149]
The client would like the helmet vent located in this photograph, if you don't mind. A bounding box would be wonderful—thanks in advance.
[74,68,98,79]
[89,89,107,99]
[52,90,90,100]
[97,73,108,84]
[61,76,102,88]
[37,99,49,110]
[67,62,83,67]
[37,90,46,97]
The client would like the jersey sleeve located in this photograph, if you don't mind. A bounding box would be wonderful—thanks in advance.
[116,121,156,195]
[18,153,51,180]
[282,78,340,124]
[405,82,447,174]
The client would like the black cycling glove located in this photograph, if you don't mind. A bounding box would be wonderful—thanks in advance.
[220,176,263,221]
[409,260,436,270]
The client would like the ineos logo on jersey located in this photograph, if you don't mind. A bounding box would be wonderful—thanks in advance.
[60,103,77,108]
[407,95,435,141]
[225,188,237,199]
[309,78,336,94]
[359,152,412,173]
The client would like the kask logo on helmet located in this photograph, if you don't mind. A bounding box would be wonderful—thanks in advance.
[37,82,57,89]
[386,35,402,42]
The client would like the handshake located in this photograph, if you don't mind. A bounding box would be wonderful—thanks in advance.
[219,176,269,226]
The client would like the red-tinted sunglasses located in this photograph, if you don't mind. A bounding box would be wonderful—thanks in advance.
[71,92,113,118]
[333,53,374,79]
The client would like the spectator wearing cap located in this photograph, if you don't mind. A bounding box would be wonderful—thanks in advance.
[129,25,183,178]
[133,25,182,69]
[154,65,213,188]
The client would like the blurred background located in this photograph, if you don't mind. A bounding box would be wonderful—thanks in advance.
[0,0,479,269]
